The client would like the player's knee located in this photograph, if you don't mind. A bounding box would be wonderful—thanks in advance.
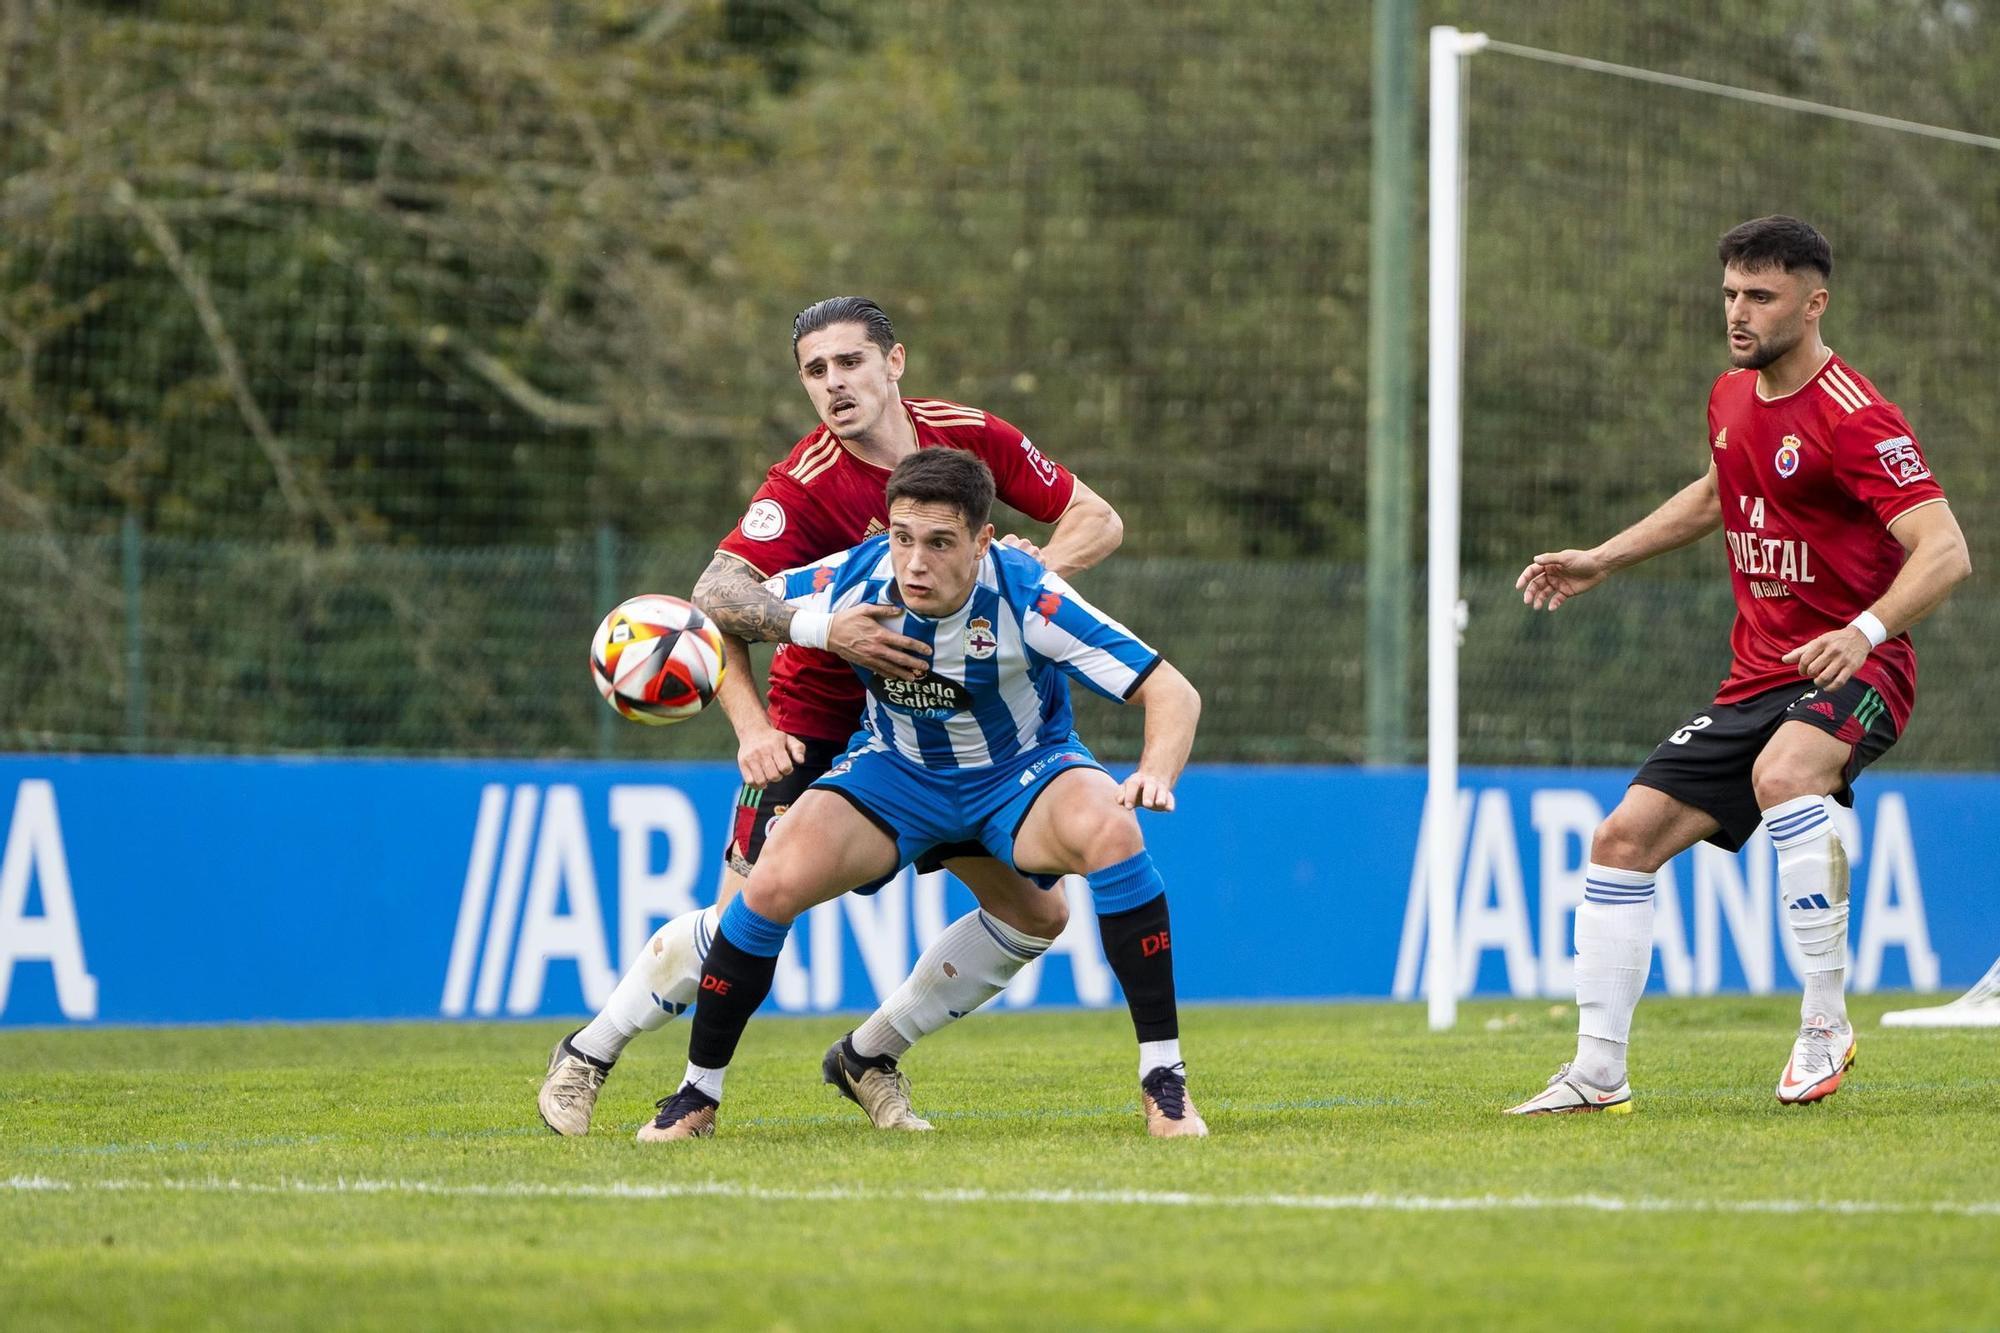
[1750,756,1824,809]
[739,864,805,925]
[1023,884,1070,938]
[1590,818,1662,874]
[981,885,1069,939]
[1074,805,1144,873]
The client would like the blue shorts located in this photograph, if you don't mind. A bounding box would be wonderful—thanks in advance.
[812,737,1107,893]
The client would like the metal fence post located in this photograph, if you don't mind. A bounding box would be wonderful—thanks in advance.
[122,511,146,748]
[595,522,616,757]
[1365,0,1415,765]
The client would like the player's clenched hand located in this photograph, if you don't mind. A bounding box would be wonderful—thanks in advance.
[999,533,1045,564]
[829,604,932,681]
[1515,548,1610,611]
[1783,627,1871,691]
[1118,771,1176,812]
[737,724,806,788]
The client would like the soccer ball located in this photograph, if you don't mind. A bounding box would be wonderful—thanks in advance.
[590,594,726,725]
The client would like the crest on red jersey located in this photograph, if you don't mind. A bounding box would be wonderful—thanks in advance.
[1774,435,1802,479]
[1018,436,1060,487]
[741,499,786,540]
[1873,435,1931,488]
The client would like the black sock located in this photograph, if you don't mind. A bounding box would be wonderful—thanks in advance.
[687,933,780,1072]
[1097,892,1178,1042]
[842,1033,896,1071]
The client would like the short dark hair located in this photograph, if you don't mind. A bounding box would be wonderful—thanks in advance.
[884,449,994,534]
[1718,216,1832,280]
[791,296,895,361]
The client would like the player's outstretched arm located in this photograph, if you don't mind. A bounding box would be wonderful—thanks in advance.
[1038,479,1123,580]
[693,550,930,679]
[695,549,932,680]
[1782,501,1972,689]
[1517,464,1723,611]
[1120,662,1200,812]
[694,551,801,643]
[709,636,805,786]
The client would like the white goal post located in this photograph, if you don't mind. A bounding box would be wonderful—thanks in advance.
[1422,25,1485,1033]
[1419,27,2000,1033]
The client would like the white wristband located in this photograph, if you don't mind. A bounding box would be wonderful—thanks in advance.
[1848,610,1888,648]
[788,608,832,651]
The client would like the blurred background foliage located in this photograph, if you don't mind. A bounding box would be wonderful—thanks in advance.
[2,0,1994,763]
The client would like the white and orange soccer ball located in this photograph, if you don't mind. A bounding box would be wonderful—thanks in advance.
[589,594,726,725]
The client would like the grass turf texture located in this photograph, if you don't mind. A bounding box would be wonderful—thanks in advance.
[2,997,1995,1331]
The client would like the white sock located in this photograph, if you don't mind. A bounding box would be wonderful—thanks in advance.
[1766,795,1849,1028]
[682,1061,726,1101]
[1572,862,1656,1087]
[850,910,1053,1060]
[571,905,718,1065]
[1139,1039,1182,1081]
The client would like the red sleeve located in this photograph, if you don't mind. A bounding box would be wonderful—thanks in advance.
[715,473,848,578]
[1830,403,1947,529]
[965,411,1077,524]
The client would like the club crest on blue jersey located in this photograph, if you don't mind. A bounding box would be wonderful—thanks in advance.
[775,536,1160,772]
[1775,435,1802,479]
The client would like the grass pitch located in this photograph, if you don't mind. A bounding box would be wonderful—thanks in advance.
[3,997,1996,1331]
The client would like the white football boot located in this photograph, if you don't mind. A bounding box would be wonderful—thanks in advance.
[1504,1062,1633,1115]
[537,1032,611,1136]
[1775,1017,1856,1104]
[822,1034,933,1131]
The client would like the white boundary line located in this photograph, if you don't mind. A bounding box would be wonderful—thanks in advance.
[6,1175,1997,1218]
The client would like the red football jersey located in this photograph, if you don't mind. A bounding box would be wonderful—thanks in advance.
[716,397,1078,741]
[1706,352,1947,732]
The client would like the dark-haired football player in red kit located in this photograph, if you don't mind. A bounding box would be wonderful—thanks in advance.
[542,298,1204,1140]
[1506,216,1970,1115]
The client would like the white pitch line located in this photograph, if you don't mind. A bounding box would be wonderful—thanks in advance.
[6,1175,1998,1218]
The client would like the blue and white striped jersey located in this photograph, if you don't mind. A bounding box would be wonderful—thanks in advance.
[764,535,1161,770]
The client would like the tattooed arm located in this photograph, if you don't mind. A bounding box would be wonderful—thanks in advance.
[692,551,932,680]
[693,551,800,643]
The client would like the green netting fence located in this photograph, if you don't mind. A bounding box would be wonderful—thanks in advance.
[3,1,1995,765]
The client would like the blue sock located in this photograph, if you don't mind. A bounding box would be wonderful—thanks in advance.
[1087,850,1165,916]
[718,896,791,958]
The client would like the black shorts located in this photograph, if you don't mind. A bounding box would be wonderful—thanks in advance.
[1630,678,1898,852]
[724,736,985,881]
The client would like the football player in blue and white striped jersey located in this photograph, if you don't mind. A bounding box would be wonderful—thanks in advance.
[640,449,1207,1142]
[764,514,1159,773]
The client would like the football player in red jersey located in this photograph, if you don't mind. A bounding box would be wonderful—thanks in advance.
[1505,218,1970,1115]
[541,298,1204,1139]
